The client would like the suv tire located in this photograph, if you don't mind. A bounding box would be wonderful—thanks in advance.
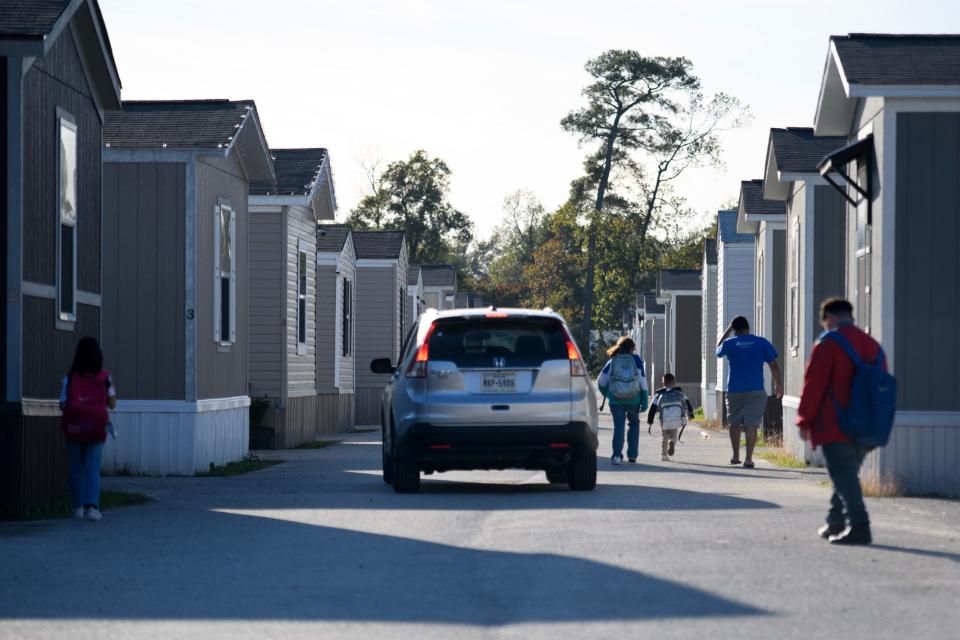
[567,453,597,491]
[393,457,421,493]
[381,422,394,485]
[545,467,567,484]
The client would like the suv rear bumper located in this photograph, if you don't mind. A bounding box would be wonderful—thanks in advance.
[394,421,598,472]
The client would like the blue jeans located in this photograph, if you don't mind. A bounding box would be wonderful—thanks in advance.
[610,405,640,460]
[66,441,103,509]
[821,442,872,527]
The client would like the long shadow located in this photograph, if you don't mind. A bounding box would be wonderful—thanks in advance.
[0,510,769,623]
[870,544,960,563]
[606,462,793,481]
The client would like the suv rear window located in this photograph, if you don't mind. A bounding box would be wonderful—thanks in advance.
[428,317,568,368]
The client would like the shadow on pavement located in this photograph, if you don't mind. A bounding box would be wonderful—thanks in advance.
[0,510,769,623]
[870,544,960,563]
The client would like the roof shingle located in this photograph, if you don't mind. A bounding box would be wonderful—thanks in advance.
[643,293,665,315]
[316,224,350,253]
[0,0,70,37]
[250,148,327,196]
[420,265,457,288]
[740,179,786,218]
[659,269,701,293]
[704,238,718,266]
[353,230,405,260]
[833,34,960,86]
[717,210,752,245]
[407,265,421,286]
[769,127,848,175]
[104,100,256,149]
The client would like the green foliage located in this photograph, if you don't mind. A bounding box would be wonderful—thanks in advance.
[196,454,281,477]
[24,490,152,520]
[348,150,473,265]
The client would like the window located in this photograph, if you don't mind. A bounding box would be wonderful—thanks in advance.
[214,203,236,345]
[756,250,764,336]
[855,158,872,333]
[57,114,78,323]
[297,241,308,354]
[342,278,352,356]
[789,216,800,350]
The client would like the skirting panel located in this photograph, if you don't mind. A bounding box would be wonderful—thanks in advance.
[0,414,67,518]
[317,393,355,435]
[870,422,960,498]
[354,387,384,426]
[103,404,249,475]
[701,385,718,422]
[275,395,319,449]
[781,405,823,465]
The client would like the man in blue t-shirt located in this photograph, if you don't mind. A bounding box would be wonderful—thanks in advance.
[716,315,783,468]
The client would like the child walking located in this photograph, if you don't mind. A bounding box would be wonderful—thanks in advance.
[646,373,695,462]
[598,337,649,465]
[60,337,116,521]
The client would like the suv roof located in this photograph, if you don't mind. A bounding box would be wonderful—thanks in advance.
[424,308,565,321]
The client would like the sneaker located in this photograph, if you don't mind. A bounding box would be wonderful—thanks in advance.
[667,440,676,456]
[72,508,84,519]
[611,455,623,466]
[627,457,637,464]
[661,454,670,462]
[83,507,102,521]
[818,523,845,540]
[829,524,872,546]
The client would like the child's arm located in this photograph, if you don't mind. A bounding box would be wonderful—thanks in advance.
[646,394,659,425]
[685,396,695,419]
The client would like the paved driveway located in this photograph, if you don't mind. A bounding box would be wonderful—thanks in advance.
[2,414,958,640]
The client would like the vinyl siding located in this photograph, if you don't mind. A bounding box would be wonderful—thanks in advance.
[701,265,718,387]
[785,183,808,399]
[771,228,787,388]
[355,265,398,388]
[286,206,317,395]
[21,300,99,398]
[316,237,356,394]
[102,162,186,400]
[196,156,249,400]
[716,244,755,391]
[674,294,702,385]
[248,209,283,397]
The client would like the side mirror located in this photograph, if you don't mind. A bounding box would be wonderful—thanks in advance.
[370,358,396,375]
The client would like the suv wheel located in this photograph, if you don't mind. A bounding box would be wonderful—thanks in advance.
[545,467,567,484]
[381,422,394,485]
[567,453,597,491]
[393,457,420,493]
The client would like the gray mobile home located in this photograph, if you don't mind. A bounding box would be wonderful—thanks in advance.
[640,293,666,389]
[100,99,274,474]
[353,230,408,426]
[406,264,423,337]
[1,0,121,516]
[315,224,356,434]
[762,127,846,461]
[737,179,787,434]
[247,148,336,447]
[811,34,960,495]
[701,239,719,421]
[657,269,703,407]
[420,264,457,311]
[715,210,755,413]
[454,292,485,308]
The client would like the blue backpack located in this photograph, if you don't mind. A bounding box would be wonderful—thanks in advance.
[821,331,896,448]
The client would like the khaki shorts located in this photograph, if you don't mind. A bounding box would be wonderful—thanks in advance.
[725,390,767,429]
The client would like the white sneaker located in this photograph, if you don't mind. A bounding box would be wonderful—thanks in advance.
[83,507,102,521]
[661,454,670,462]
[611,455,623,466]
[72,508,84,519]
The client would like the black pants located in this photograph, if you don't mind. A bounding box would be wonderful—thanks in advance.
[821,442,873,527]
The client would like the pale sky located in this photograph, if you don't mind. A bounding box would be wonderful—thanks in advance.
[100,0,959,238]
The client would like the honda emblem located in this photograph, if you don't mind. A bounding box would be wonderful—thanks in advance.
[493,357,506,369]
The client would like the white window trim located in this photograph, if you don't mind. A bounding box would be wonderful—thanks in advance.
[790,216,801,352]
[56,110,78,328]
[213,202,236,346]
[342,277,353,358]
[296,238,308,356]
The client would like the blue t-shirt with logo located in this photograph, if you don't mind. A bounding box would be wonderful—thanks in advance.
[716,334,778,393]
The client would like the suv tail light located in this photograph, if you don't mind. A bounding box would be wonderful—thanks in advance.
[406,322,437,378]
[563,330,586,377]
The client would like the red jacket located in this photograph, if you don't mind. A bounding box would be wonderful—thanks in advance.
[796,323,884,447]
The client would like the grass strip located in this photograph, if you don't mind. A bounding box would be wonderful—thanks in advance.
[196,454,281,477]
[25,490,153,520]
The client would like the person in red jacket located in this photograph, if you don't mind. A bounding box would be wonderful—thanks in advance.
[797,298,882,545]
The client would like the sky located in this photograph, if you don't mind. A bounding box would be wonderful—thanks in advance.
[100,0,960,239]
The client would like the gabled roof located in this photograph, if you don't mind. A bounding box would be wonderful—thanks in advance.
[658,269,701,293]
[704,238,718,266]
[104,100,275,182]
[763,127,848,200]
[815,34,960,135]
[717,210,752,245]
[250,148,327,196]
[738,179,785,234]
[407,264,422,286]
[643,292,665,316]
[0,0,121,110]
[420,264,457,288]
[316,224,350,253]
[353,230,405,260]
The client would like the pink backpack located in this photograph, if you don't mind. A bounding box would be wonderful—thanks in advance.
[62,371,110,443]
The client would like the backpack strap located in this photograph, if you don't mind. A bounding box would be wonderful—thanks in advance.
[822,331,863,367]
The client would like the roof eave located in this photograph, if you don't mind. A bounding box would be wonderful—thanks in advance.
[814,41,857,136]
[227,104,275,183]
[762,137,791,201]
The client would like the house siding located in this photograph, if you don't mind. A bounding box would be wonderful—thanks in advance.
[771,229,786,384]
[102,162,186,400]
[316,264,338,392]
[22,300,100,398]
[813,186,847,338]
[248,209,284,398]
[674,294,702,407]
[716,244,755,392]
[286,206,317,395]
[196,156,249,400]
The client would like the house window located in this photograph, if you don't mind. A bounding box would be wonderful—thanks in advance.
[342,278,352,356]
[756,250,764,336]
[855,159,872,334]
[297,241,308,354]
[789,216,800,350]
[57,114,78,323]
[214,203,236,345]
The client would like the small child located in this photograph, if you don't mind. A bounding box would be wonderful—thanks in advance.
[646,373,695,462]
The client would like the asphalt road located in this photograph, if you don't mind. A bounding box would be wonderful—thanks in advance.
[2,413,959,640]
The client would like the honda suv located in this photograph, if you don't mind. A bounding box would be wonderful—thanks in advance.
[370,308,599,493]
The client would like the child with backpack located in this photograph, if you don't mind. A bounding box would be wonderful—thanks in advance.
[597,337,648,465]
[60,337,116,521]
[647,373,695,462]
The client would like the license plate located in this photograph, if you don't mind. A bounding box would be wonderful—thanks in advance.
[481,372,517,393]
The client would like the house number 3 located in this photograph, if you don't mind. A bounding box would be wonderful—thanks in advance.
[187,309,195,320]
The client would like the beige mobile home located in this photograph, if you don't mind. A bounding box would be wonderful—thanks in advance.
[406,264,423,337]
[353,230,408,426]
[247,148,336,447]
[101,99,275,474]
[420,265,457,311]
[762,127,847,461]
[315,224,356,434]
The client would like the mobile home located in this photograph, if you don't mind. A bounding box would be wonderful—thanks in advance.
[701,238,719,421]
[715,209,756,415]
[657,269,703,407]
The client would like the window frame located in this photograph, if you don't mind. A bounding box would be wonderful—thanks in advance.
[56,110,79,327]
[342,277,352,357]
[789,215,800,351]
[297,239,308,355]
[213,201,237,347]
[854,158,872,334]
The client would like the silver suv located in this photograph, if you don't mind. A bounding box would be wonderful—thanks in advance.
[370,308,599,493]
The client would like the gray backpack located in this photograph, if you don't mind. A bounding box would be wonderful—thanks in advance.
[608,354,640,400]
[657,388,687,430]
